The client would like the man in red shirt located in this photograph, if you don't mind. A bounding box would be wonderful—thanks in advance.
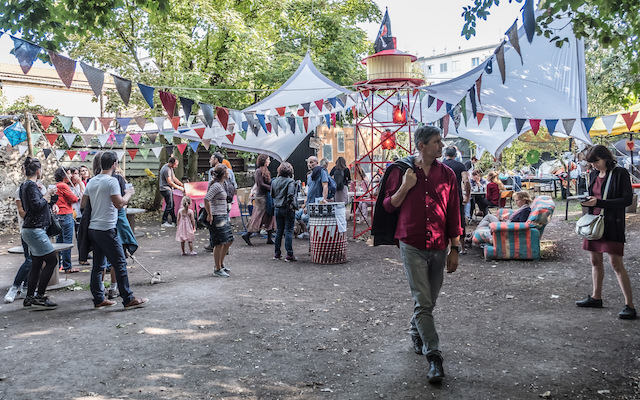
[374,125,462,384]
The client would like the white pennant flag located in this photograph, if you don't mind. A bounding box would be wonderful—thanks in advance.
[600,114,618,134]
[62,133,77,147]
[488,115,498,130]
[151,147,163,158]
[55,149,66,161]
[152,116,166,132]
[278,117,289,134]
[18,145,28,156]
[114,150,126,160]
[97,134,110,147]
[269,116,279,135]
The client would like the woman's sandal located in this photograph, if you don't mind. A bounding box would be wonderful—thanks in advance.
[65,268,80,273]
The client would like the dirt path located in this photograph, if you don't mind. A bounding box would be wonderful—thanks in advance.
[0,210,639,399]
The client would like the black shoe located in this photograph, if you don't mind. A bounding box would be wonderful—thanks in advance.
[204,245,213,252]
[411,334,424,355]
[576,295,603,308]
[31,295,57,310]
[427,355,445,384]
[23,295,35,309]
[242,232,253,246]
[266,231,274,245]
[619,305,637,320]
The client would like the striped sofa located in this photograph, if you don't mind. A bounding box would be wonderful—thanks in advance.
[472,195,555,261]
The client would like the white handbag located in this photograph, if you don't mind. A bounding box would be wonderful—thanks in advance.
[575,172,611,240]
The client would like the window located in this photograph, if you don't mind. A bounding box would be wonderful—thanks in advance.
[426,65,433,74]
[471,57,480,67]
[337,131,345,153]
[452,60,460,71]
[323,144,333,162]
[439,63,447,73]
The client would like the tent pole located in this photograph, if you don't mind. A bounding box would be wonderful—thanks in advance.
[630,132,634,176]
[25,111,33,157]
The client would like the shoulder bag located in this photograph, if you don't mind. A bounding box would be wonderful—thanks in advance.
[575,172,612,240]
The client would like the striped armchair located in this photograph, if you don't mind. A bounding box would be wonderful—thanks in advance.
[472,195,555,261]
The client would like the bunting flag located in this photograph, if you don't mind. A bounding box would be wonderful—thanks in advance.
[151,147,163,158]
[98,117,113,131]
[459,98,467,125]
[4,121,27,146]
[269,116,279,136]
[330,113,337,128]
[116,117,131,132]
[164,145,174,156]
[163,131,174,141]
[296,116,305,133]
[545,119,558,135]
[241,121,248,132]
[276,107,286,117]
[179,97,194,120]
[496,43,506,84]
[66,150,77,160]
[18,145,28,156]
[506,21,523,64]
[114,133,126,145]
[278,118,289,134]
[79,151,89,161]
[45,133,59,145]
[324,99,332,112]
[230,110,243,127]
[127,149,138,160]
[468,88,477,118]
[159,90,177,117]
[55,149,66,161]
[514,118,526,134]
[427,95,435,108]
[287,116,296,133]
[80,62,104,98]
[62,133,77,147]
[600,114,617,134]
[419,90,427,104]
[436,99,444,112]
[129,133,141,145]
[97,134,110,147]
[621,111,638,130]
[477,113,485,125]
[43,148,52,159]
[57,115,73,132]
[109,74,132,106]
[139,148,150,159]
[31,133,42,145]
[37,115,55,131]
[201,138,211,148]
[169,116,180,131]
[446,102,454,114]
[226,133,235,143]
[296,108,306,117]
[200,103,215,128]
[189,141,200,153]
[216,107,230,130]
[48,51,76,88]
[114,150,126,160]
[337,95,348,108]
[475,76,483,106]
[4,144,13,154]
[78,117,95,132]
[244,112,258,133]
[328,97,337,109]
[237,130,247,140]
[301,102,311,114]
[134,116,148,130]
[194,127,205,139]
[582,117,596,134]
[256,114,268,134]
[303,117,309,133]
[562,118,575,135]
[138,83,155,108]
[80,134,93,146]
[529,119,541,135]
[522,0,536,43]
[501,117,511,131]
[314,100,324,112]
[11,36,41,74]
[152,116,165,133]
[442,113,450,138]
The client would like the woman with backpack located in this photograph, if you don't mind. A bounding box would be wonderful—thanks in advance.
[330,156,351,204]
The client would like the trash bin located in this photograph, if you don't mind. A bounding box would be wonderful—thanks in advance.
[308,203,347,264]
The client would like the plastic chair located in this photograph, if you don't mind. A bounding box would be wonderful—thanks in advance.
[235,188,253,233]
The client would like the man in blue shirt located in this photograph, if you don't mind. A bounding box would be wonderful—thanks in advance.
[305,156,329,204]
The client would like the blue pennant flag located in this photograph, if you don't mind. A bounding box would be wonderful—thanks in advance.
[325,114,331,128]
[582,117,597,134]
[11,36,41,74]
[241,121,248,132]
[189,141,200,153]
[256,114,268,134]
[545,119,558,135]
[180,97,194,119]
[114,134,126,145]
[328,97,337,109]
[137,83,155,108]
[116,117,131,132]
[515,118,526,134]
[445,103,453,114]
[427,96,435,108]
[199,103,215,128]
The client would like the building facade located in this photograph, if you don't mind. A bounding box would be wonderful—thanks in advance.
[416,44,499,84]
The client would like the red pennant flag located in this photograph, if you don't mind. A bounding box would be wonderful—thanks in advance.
[442,114,450,138]
[622,111,638,130]
[226,133,235,143]
[276,107,286,117]
[176,143,188,154]
[45,134,59,145]
[303,117,309,133]
[159,90,177,117]
[477,113,485,124]
[98,117,113,131]
[529,119,541,135]
[216,107,229,130]
[266,123,272,133]
[314,100,324,112]
[412,89,420,97]
[127,149,138,160]
[194,127,205,139]
[66,150,77,160]
[436,99,444,111]
[362,89,370,98]
[170,116,180,131]
[297,109,306,117]
[331,113,336,127]
[352,106,357,119]
[37,115,55,131]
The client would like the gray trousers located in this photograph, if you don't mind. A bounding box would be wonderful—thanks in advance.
[399,241,447,358]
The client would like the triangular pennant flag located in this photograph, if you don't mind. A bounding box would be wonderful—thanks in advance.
[468,88,477,118]
[55,149,66,161]
[134,116,148,130]
[325,114,331,128]
[506,21,523,64]
[230,110,243,127]
[159,90,177,117]
[98,117,113,131]
[331,113,337,128]
[287,116,296,133]
[176,143,188,155]
[314,100,324,112]
[522,0,536,43]
[201,139,211,148]
[80,134,93,146]
[62,133,77,147]
[114,150,126,161]
[79,151,89,161]
[179,97,194,120]
[475,76,483,106]
[600,115,617,134]
[152,116,165,132]
[241,121,248,132]
[296,116,305,133]
[244,112,258,133]
[515,118,526,134]
[57,115,73,132]
[621,111,638,131]
[582,117,597,134]
[114,133,126,145]
[48,51,76,88]
[237,130,247,140]
[301,103,311,114]
[30,133,41,145]
[477,113,485,125]
[45,133,59,146]
[18,145,28,156]
[78,117,95,132]
[194,127,205,139]
[269,116,279,136]
[43,148,52,159]
[162,131,174,142]
[278,117,289,134]
[328,97,337,109]
[562,119,575,135]
[427,95,435,108]
[436,99,444,112]
[501,117,511,131]
[226,133,235,143]
[37,115,55,131]
[129,133,141,145]
[80,62,105,98]
[529,119,541,135]
[324,99,332,112]
[138,83,155,108]
[151,147,163,158]
[362,89,370,99]
[256,114,268,133]
[276,107,286,117]
[216,107,230,130]
[127,149,138,160]
[4,144,13,154]
[164,145,174,157]
[227,122,236,136]
[66,150,77,160]
[303,117,309,133]
[200,103,215,128]
[111,74,132,106]
[170,116,180,131]
[545,119,558,135]
[11,36,41,74]
[296,108,306,117]
[147,133,157,144]
[97,134,110,147]
[446,102,453,114]
[189,141,200,153]
[442,113,450,138]
[116,117,132,132]
[338,95,348,108]
[139,148,150,159]
[496,43,506,84]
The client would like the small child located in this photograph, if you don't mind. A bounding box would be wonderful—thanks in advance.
[176,196,197,255]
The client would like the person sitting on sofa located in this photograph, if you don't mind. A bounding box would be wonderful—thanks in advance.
[468,191,532,244]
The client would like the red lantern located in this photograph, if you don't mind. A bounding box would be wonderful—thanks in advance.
[381,129,396,150]
[392,104,406,124]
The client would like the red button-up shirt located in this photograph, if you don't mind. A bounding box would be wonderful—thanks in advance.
[382,160,462,250]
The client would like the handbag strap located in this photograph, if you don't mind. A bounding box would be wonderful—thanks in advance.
[598,171,613,216]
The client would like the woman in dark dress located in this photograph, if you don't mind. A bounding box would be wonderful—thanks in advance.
[576,145,636,320]
[241,154,276,245]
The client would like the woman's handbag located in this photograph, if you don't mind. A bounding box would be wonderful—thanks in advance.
[197,207,210,228]
[575,172,612,240]
[47,208,62,237]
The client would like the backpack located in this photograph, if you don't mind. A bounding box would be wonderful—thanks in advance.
[327,176,337,199]
[334,168,345,191]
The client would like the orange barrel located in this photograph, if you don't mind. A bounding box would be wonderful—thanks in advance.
[308,203,347,264]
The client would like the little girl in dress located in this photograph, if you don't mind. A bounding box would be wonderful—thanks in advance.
[176,196,197,255]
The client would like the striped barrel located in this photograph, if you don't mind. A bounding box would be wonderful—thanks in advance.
[308,203,347,264]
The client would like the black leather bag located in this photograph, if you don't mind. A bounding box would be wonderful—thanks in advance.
[197,207,210,228]
[47,208,62,237]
